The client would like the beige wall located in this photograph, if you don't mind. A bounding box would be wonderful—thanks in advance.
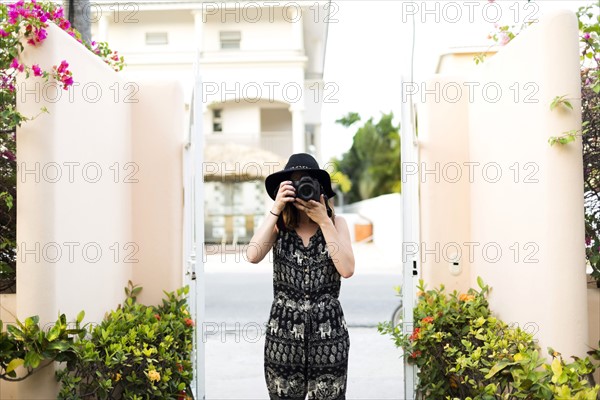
[3,23,185,398]
[418,74,472,293]
[129,77,185,306]
[419,9,589,361]
[11,23,133,398]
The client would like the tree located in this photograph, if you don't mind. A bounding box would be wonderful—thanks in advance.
[63,0,91,45]
[332,112,401,204]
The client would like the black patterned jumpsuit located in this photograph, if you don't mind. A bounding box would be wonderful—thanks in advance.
[263,225,350,400]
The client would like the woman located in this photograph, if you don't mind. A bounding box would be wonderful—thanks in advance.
[247,153,355,400]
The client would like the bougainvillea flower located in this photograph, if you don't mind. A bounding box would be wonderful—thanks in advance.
[10,58,24,72]
[32,64,42,76]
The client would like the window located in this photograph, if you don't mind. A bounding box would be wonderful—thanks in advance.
[213,109,223,133]
[220,31,241,50]
[145,32,168,45]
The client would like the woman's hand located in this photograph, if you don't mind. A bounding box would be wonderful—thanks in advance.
[273,180,295,214]
[293,194,330,226]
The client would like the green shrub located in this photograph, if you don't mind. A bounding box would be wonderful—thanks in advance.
[56,282,194,400]
[0,313,84,381]
[377,277,600,399]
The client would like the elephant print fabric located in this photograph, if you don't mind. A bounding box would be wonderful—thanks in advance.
[264,225,350,400]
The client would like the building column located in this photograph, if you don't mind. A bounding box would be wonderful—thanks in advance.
[291,5,304,52]
[291,106,305,154]
[192,9,204,53]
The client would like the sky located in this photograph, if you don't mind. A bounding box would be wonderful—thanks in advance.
[320,0,594,162]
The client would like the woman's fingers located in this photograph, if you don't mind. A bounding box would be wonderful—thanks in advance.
[276,181,295,200]
[296,198,319,208]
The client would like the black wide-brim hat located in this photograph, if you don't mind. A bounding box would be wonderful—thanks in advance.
[265,153,336,201]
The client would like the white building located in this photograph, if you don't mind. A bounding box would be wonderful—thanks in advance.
[91,1,331,243]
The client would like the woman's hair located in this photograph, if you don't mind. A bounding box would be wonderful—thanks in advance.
[281,196,336,231]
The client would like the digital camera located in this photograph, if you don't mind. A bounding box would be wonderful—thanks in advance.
[293,176,321,202]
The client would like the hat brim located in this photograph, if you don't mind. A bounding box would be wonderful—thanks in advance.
[265,168,336,201]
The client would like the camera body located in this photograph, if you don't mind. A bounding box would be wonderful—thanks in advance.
[293,176,321,202]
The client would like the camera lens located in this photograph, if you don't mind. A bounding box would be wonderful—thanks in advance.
[298,183,313,200]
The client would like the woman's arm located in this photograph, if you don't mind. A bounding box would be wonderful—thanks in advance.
[293,196,355,278]
[319,215,355,278]
[245,211,278,264]
[246,180,296,264]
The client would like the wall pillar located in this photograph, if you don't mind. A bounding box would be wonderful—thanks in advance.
[290,106,305,154]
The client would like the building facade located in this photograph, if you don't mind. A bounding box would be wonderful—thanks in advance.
[91,0,331,243]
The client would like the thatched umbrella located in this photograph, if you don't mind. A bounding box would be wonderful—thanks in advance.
[203,143,286,182]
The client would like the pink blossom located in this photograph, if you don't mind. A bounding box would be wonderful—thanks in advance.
[10,58,24,73]
[8,9,20,24]
[32,64,42,77]
[499,32,511,46]
[53,8,64,19]
[59,19,70,30]
[53,61,74,89]
[0,29,8,37]
[1,149,16,162]
[57,60,69,74]
[36,27,47,41]
[584,33,592,41]
[61,75,74,88]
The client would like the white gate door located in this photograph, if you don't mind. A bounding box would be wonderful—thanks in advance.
[183,59,205,400]
[401,74,420,399]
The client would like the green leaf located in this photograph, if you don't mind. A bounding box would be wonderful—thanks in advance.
[24,351,42,369]
[550,95,572,111]
[6,358,24,374]
[77,310,85,324]
[24,315,39,328]
[7,324,25,340]
[46,341,71,351]
[485,360,517,379]
[46,324,61,342]
[551,357,563,378]
[477,276,484,290]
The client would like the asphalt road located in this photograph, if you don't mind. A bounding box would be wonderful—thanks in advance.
[204,272,402,329]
